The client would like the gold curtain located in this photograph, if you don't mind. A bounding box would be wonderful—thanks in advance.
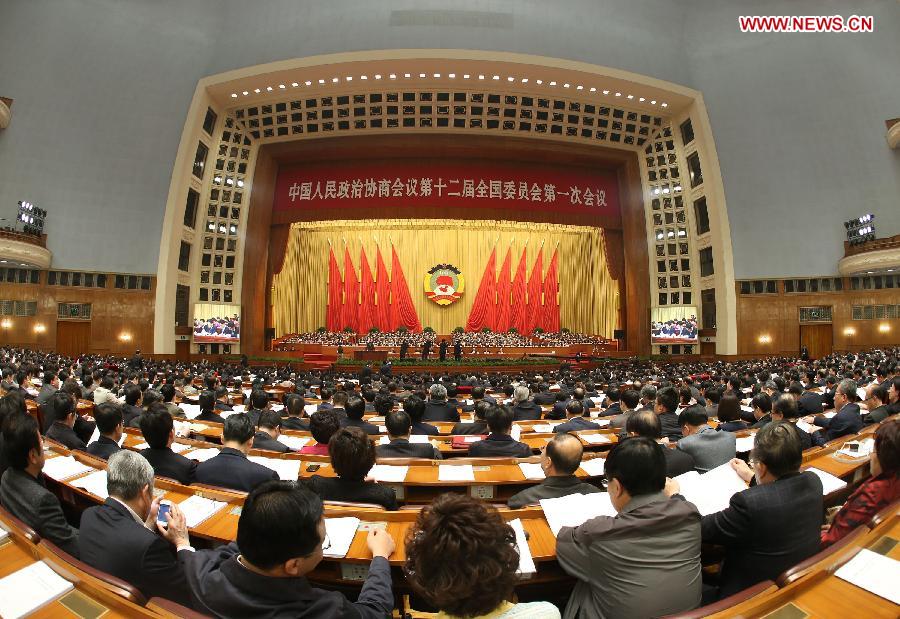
[273,219,619,336]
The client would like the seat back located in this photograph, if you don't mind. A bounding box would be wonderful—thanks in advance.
[660,580,777,618]
[775,525,868,587]
[147,597,214,619]
[867,497,900,529]
[0,503,42,546]
[38,539,148,606]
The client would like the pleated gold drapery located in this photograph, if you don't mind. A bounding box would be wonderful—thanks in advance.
[272,219,619,336]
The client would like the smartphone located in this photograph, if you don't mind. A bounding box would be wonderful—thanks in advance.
[306,464,321,473]
[157,503,172,524]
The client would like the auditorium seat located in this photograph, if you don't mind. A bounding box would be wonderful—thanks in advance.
[660,580,777,618]
[39,538,149,606]
[324,500,388,511]
[866,498,900,529]
[148,597,214,619]
[774,525,868,587]
[0,503,42,546]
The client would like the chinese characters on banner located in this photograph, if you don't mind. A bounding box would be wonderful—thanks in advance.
[273,161,620,217]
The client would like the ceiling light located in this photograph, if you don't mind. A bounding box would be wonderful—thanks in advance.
[278,84,285,89]
[589,87,596,92]
[254,88,261,93]
[478,74,485,80]
[535,79,543,85]
[360,75,367,80]
[374,74,382,79]
[661,103,668,108]
[389,74,396,79]
[448,73,455,78]
[463,74,470,79]
[614,92,621,97]
[507,76,514,82]
[576,85,583,90]
[345,76,352,81]
[305,81,312,86]
[242,91,249,95]
[602,90,609,95]
[549,81,557,86]
[404,73,411,78]
[521,78,528,83]
[318,79,325,84]
[493,75,500,80]
[230,93,237,98]
[419,73,426,78]
[650,100,656,104]
[639,97,645,102]
[627,94,634,99]
[291,82,298,87]
[433,73,440,78]
[266,86,273,91]
[331,77,339,83]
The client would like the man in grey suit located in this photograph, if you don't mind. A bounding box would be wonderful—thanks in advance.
[507,433,599,508]
[676,405,736,473]
[0,414,80,557]
[36,371,60,407]
[556,437,702,618]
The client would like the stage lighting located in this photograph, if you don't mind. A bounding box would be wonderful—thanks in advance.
[17,200,46,236]
[844,214,875,246]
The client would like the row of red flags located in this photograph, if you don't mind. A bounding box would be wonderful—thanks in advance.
[465,246,560,333]
[326,246,421,332]
[325,244,559,334]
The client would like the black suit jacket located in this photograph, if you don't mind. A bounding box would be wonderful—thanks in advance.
[376,438,442,459]
[549,400,571,419]
[183,542,394,618]
[0,468,80,557]
[798,392,824,416]
[46,422,87,451]
[533,391,556,405]
[423,401,460,422]
[307,476,398,510]
[141,447,198,485]
[195,447,278,493]
[253,432,291,453]
[554,416,600,434]
[196,410,226,424]
[450,420,488,435]
[410,421,441,435]
[701,471,823,597]
[281,417,310,431]
[512,401,543,421]
[813,403,862,445]
[659,411,683,441]
[342,417,380,435]
[86,436,121,460]
[79,498,194,606]
[121,404,143,427]
[663,447,696,477]
[468,434,532,458]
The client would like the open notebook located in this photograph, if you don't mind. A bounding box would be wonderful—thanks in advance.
[0,561,74,619]
[539,492,617,536]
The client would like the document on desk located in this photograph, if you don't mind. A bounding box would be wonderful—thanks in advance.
[248,456,302,481]
[408,434,431,443]
[41,456,94,481]
[323,517,361,558]
[674,462,747,516]
[796,420,817,434]
[805,467,847,495]
[438,464,476,481]
[510,425,522,441]
[508,518,536,576]
[87,426,125,447]
[735,435,756,453]
[578,458,606,477]
[532,424,560,433]
[70,470,109,499]
[132,441,191,453]
[580,433,611,444]
[540,493,617,536]
[304,404,318,415]
[230,404,246,413]
[186,448,221,462]
[0,560,74,619]
[835,548,900,604]
[181,403,202,419]
[368,464,409,483]
[178,495,227,528]
[277,435,310,450]
[518,462,546,480]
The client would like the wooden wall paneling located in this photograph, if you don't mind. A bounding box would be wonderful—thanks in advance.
[619,154,650,355]
[799,323,833,359]
[56,321,91,357]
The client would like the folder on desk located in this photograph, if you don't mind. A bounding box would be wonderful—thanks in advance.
[835,548,900,604]
[578,458,606,477]
[735,435,756,453]
[186,448,221,462]
[518,463,545,480]
[0,561,74,619]
[323,517,360,558]
[805,467,847,495]
[178,495,227,528]
[368,464,409,483]
[508,518,536,576]
[247,456,302,481]
[41,456,94,481]
[438,465,475,481]
[451,435,486,448]
[276,435,310,450]
[181,403,202,419]
[580,433,611,445]
[70,470,110,500]
[674,462,747,516]
[540,493,617,536]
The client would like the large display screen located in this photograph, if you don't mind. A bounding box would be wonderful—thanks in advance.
[193,304,240,343]
[650,306,698,344]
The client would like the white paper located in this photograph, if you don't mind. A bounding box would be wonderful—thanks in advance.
[735,436,756,453]
[595,418,611,428]
[823,411,837,419]
[540,493,617,536]
[675,462,747,516]
[303,404,318,415]
[271,404,285,413]
[806,467,848,495]
[247,456,302,481]
[368,464,409,483]
[87,426,125,447]
[509,518,536,576]
[276,435,310,450]
[0,561,74,619]
[186,448,221,462]
[41,456,93,481]
[740,405,754,414]
[579,458,606,477]
[181,403,202,419]
[834,548,900,605]
[178,495,227,528]
[323,517,360,558]
[438,465,475,481]
[70,470,109,499]
[408,434,430,444]
[796,420,817,434]
[531,424,557,433]
[132,441,190,454]
[580,433,611,445]
[510,425,522,441]
[518,462,546,480]
[856,388,867,401]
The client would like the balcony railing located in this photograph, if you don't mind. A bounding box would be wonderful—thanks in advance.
[843,234,900,257]
[0,228,46,248]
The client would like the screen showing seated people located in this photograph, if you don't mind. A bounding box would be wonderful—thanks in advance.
[193,304,241,343]
[650,306,698,344]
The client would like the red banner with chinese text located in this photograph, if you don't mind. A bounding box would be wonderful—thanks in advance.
[274,160,620,217]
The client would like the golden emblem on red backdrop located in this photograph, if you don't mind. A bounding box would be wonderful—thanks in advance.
[424,264,465,306]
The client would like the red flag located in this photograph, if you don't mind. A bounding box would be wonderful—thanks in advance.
[510,247,528,333]
[358,247,376,334]
[465,246,497,332]
[494,247,512,332]
[542,248,560,332]
[375,248,391,331]
[340,247,359,332]
[525,247,543,334]
[391,245,421,331]
[326,246,343,331]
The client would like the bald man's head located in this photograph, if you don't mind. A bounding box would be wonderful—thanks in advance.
[545,432,584,475]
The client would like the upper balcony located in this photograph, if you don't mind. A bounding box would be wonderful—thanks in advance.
[839,234,900,276]
[0,228,52,270]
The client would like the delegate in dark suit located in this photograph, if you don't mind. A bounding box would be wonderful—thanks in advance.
[507,475,599,509]
[307,476,398,510]
[450,420,488,435]
[0,468,80,557]
[468,434,532,458]
[512,401,543,421]
[376,438,442,459]
[281,416,310,431]
[422,401,460,422]
[46,421,87,451]
[663,447,696,477]
[659,412,683,441]
[140,447,197,485]
[252,431,291,453]
[798,391,823,416]
[183,541,394,618]
[79,498,194,606]
[554,416,600,434]
[533,391,557,405]
[342,417,380,435]
[86,436,121,460]
[812,402,862,445]
[194,447,278,492]
[701,471,823,597]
